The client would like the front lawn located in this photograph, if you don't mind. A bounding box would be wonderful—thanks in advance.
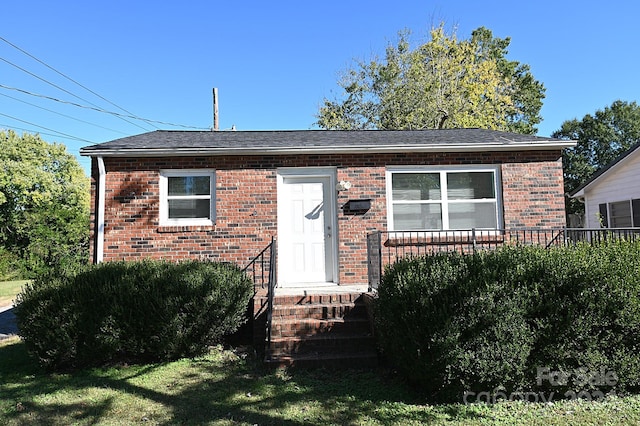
[0,280,28,307]
[2,337,640,425]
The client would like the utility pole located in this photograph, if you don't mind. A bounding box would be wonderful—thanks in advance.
[212,87,219,131]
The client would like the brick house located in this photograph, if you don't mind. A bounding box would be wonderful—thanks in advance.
[80,128,574,365]
[80,129,574,289]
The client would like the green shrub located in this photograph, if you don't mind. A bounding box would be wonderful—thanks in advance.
[14,260,253,370]
[529,241,640,394]
[375,241,640,402]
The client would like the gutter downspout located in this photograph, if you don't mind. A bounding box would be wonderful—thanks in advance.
[96,156,106,263]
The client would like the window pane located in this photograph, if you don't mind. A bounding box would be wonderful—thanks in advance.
[447,172,495,199]
[448,202,497,229]
[168,199,211,219]
[393,203,442,230]
[392,173,441,200]
[633,199,640,227]
[598,203,609,228]
[168,176,211,196]
[610,201,632,228]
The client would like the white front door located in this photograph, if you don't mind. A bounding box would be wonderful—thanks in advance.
[278,172,336,286]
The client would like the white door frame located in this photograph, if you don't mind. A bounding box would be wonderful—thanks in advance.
[277,167,339,286]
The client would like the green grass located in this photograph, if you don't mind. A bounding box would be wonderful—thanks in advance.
[0,280,28,307]
[2,337,640,425]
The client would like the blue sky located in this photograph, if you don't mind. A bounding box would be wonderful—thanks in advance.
[2,1,639,173]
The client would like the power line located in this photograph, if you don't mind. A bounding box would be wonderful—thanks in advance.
[0,55,152,132]
[0,84,208,129]
[0,123,94,145]
[0,37,209,138]
[0,36,158,129]
[0,112,92,143]
[0,36,206,133]
[0,92,128,136]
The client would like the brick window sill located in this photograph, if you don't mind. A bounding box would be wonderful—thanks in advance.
[384,232,505,247]
[157,225,216,233]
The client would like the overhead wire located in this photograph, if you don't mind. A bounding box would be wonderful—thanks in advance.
[0,36,209,136]
[0,123,95,145]
[0,84,208,129]
[0,91,128,136]
[0,36,158,129]
[0,112,93,143]
[0,55,152,132]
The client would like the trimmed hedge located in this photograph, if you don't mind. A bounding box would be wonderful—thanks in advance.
[375,241,640,402]
[14,259,253,370]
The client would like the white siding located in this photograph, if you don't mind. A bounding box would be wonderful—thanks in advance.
[583,150,640,228]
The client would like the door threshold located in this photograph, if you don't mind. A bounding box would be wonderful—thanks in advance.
[274,284,369,296]
[278,282,337,289]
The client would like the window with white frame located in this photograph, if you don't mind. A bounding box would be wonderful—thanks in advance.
[387,167,500,231]
[159,169,215,226]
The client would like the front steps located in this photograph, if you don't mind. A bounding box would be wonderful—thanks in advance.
[264,292,378,368]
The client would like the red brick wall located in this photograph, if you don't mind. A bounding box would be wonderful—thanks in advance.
[501,159,567,228]
[89,150,567,284]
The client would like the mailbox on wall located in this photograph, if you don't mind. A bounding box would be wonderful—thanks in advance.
[342,199,371,215]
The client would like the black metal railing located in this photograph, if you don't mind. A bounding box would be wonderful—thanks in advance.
[243,237,277,293]
[367,228,640,289]
[367,231,383,292]
[265,238,277,352]
[242,237,277,354]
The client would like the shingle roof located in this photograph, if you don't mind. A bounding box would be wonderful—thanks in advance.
[80,129,575,157]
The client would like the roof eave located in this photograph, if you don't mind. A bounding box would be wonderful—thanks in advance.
[80,141,576,157]
[569,143,640,198]
[571,188,585,198]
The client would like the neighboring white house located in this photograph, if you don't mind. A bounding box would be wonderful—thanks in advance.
[571,142,640,228]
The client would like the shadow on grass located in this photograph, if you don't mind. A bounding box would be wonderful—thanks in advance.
[0,340,488,425]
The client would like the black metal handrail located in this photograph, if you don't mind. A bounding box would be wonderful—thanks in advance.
[243,237,276,293]
[265,238,277,353]
[242,237,277,356]
[367,227,640,289]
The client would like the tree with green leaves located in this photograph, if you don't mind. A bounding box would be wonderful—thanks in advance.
[0,130,90,277]
[316,25,545,134]
[553,100,640,215]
